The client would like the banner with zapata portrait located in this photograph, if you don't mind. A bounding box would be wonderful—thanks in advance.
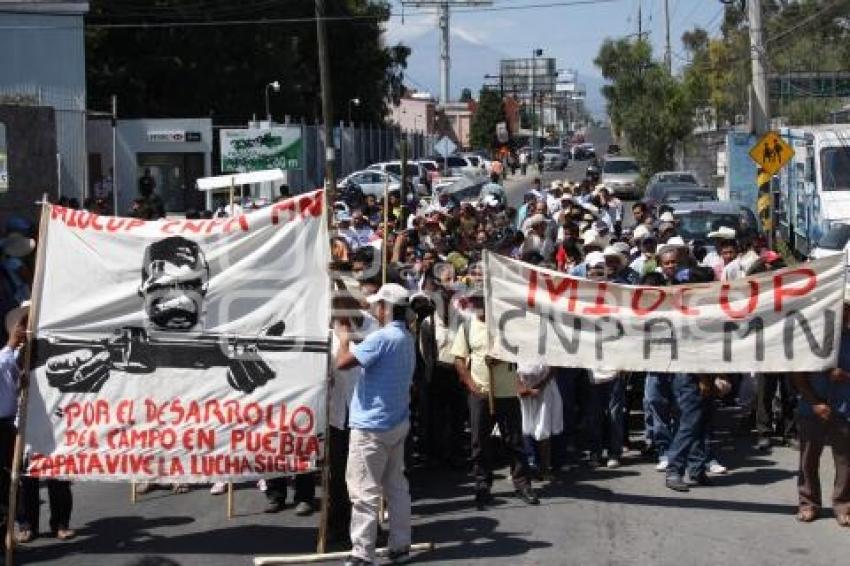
[24,190,330,482]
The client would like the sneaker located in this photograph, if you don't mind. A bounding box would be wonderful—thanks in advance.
[606,458,620,469]
[342,556,372,566]
[294,501,314,516]
[665,475,690,492]
[686,472,713,487]
[264,500,285,514]
[655,457,669,472]
[210,482,226,495]
[257,478,267,491]
[708,460,727,475]
[516,485,540,505]
[388,546,412,564]
[587,454,602,469]
[135,482,153,495]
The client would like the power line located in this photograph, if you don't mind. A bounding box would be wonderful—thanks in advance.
[0,0,623,30]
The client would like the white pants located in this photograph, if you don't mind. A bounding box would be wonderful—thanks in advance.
[346,421,411,562]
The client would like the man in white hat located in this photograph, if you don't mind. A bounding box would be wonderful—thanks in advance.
[1,301,28,518]
[702,226,737,281]
[336,284,416,565]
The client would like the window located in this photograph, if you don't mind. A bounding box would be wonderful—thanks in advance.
[603,160,639,174]
[820,147,850,191]
[818,224,850,250]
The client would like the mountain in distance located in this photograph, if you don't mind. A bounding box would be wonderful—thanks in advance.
[393,30,608,120]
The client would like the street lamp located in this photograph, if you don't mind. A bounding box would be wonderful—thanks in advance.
[265,80,281,122]
[348,98,361,125]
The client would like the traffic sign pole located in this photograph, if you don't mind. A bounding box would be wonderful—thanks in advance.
[749,131,794,250]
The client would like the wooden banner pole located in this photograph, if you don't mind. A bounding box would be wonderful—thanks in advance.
[227,482,234,519]
[315,331,333,554]
[130,482,137,504]
[255,542,434,565]
[382,177,389,285]
[4,198,51,565]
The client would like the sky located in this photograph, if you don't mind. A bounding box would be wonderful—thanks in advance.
[382,0,726,117]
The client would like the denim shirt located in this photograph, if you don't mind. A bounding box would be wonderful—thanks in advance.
[797,333,850,422]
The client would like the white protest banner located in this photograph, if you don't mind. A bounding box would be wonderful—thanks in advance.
[25,191,329,482]
[484,251,844,374]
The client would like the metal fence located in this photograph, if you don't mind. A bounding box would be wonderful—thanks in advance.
[286,122,438,192]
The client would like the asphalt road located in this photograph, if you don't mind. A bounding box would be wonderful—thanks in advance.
[16,410,848,566]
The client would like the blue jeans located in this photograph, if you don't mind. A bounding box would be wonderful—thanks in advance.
[644,373,675,457]
[666,374,706,478]
[585,377,626,459]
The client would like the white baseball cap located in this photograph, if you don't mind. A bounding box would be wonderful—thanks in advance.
[707,226,737,240]
[366,283,410,306]
[585,251,606,267]
[659,211,677,223]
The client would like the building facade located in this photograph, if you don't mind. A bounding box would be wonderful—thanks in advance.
[0,1,88,201]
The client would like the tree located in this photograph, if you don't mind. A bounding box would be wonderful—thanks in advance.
[459,88,473,103]
[469,88,504,151]
[595,38,695,174]
[86,0,409,125]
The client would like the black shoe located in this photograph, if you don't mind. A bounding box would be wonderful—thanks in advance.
[686,472,713,487]
[342,556,371,566]
[516,485,540,505]
[264,500,285,514]
[756,437,771,451]
[665,475,690,492]
[388,547,412,564]
[587,454,602,469]
[474,488,492,509]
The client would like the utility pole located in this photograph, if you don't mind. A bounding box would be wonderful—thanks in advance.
[637,0,642,38]
[403,2,493,106]
[748,0,770,135]
[315,0,336,200]
[664,0,672,73]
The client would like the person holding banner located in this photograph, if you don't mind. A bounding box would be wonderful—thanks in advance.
[335,283,415,566]
[1,301,28,531]
[791,295,850,526]
[452,293,539,508]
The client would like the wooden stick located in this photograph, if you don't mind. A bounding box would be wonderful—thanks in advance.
[381,176,389,285]
[131,481,137,504]
[254,542,434,565]
[4,198,50,566]
[315,331,333,554]
[227,482,234,519]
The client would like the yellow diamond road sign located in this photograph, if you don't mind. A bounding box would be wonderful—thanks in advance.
[749,131,794,176]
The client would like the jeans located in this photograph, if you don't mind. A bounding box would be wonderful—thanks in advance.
[427,364,467,462]
[585,378,626,459]
[468,394,531,491]
[644,373,675,457]
[347,421,411,562]
[328,425,351,534]
[666,374,706,478]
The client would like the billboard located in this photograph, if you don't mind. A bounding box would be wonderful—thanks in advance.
[220,127,302,173]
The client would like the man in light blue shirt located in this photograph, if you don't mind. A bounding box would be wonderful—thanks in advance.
[336,283,415,565]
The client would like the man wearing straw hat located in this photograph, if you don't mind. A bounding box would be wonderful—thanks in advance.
[1,301,28,524]
[336,283,415,565]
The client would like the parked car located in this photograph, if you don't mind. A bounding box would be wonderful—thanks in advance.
[337,170,400,198]
[540,146,569,170]
[366,161,429,194]
[809,222,850,261]
[460,153,490,173]
[669,200,761,243]
[433,155,483,179]
[647,170,702,187]
[644,183,717,215]
[601,156,641,198]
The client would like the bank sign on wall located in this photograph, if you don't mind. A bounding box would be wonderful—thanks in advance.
[220,127,302,173]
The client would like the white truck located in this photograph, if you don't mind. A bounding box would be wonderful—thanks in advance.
[772,125,850,257]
